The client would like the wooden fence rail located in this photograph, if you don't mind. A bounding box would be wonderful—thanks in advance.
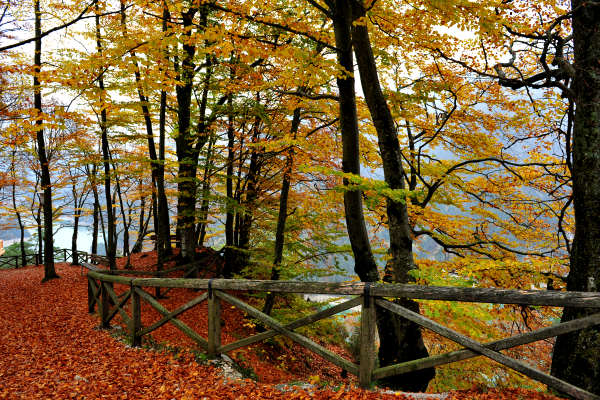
[0,248,74,268]
[83,264,600,400]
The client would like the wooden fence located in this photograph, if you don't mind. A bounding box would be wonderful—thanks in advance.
[0,248,76,268]
[84,264,600,400]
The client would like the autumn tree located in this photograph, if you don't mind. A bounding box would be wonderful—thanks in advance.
[426,0,600,392]
[33,0,58,281]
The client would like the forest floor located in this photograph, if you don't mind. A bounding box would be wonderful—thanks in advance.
[0,254,567,399]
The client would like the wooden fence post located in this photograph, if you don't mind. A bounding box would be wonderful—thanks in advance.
[130,285,141,347]
[99,282,111,329]
[359,284,376,389]
[87,278,95,313]
[207,282,221,358]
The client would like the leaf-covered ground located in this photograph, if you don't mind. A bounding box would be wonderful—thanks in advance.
[0,261,566,399]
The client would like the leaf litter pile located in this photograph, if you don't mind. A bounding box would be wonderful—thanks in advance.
[0,256,567,399]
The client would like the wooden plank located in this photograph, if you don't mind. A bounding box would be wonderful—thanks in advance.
[131,287,142,347]
[109,270,166,277]
[219,296,362,353]
[359,294,376,388]
[89,270,133,285]
[376,299,600,400]
[138,292,208,336]
[161,264,202,297]
[105,289,132,325]
[131,278,369,294]
[207,292,221,358]
[215,290,359,376]
[82,262,104,272]
[99,264,192,278]
[91,279,101,304]
[99,282,111,329]
[135,288,208,350]
[372,311,600,380]
[125,278,600,308]
[103,284,132,326]
[88,277,99,313]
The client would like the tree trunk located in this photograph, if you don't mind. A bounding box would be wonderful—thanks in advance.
[14,190,26,268]
[95,5,116,270]
[174,7,200,260]
[91,165,99,256]
[551,1,600,393]
[331,2,379,284]
[132,195,152,253]
[10,153,26,268]
[112,163,129,257]
[263,107,300,316]
[349,2,434,391]
[71,183,80,265]
[72,213,80,265]
[119,0,168,259]
[34,0,57,281]
[152,190,159,251]
[198,131,217,247]
[157,0,172,257]
[36,201,42,265]
[233,101,263,276]
[224,99,236,277]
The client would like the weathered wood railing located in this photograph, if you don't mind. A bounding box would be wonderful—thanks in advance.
[0,248,75,268]
[84,264,600,400]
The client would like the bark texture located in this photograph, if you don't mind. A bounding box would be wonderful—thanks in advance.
[551,1,600,393]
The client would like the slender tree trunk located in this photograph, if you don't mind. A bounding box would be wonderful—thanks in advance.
[34,0,57,281]
[198,131,217,246]
[331,2,379,282]
[99,197,108,257]
[95,5,116,270]
[71,184,80,265]
[349,2,434,391]
[234,101,263,276]
[111,162,129,257]
[119,0,167,260]
[152,190,159,251]
[224,99,236,277]
[233,134,245,251]
[10,153,26,268]
[12,183,26,268]
[263,107,300,315]
[132,195,152,253]
[36,202,42,264]
[91,166,100,255]
[157,0,172,257]
[551,1,600,393]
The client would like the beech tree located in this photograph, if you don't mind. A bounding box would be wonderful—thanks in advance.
[429,0,600,392]
[548,1,600,392]
[33,0,58,281]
